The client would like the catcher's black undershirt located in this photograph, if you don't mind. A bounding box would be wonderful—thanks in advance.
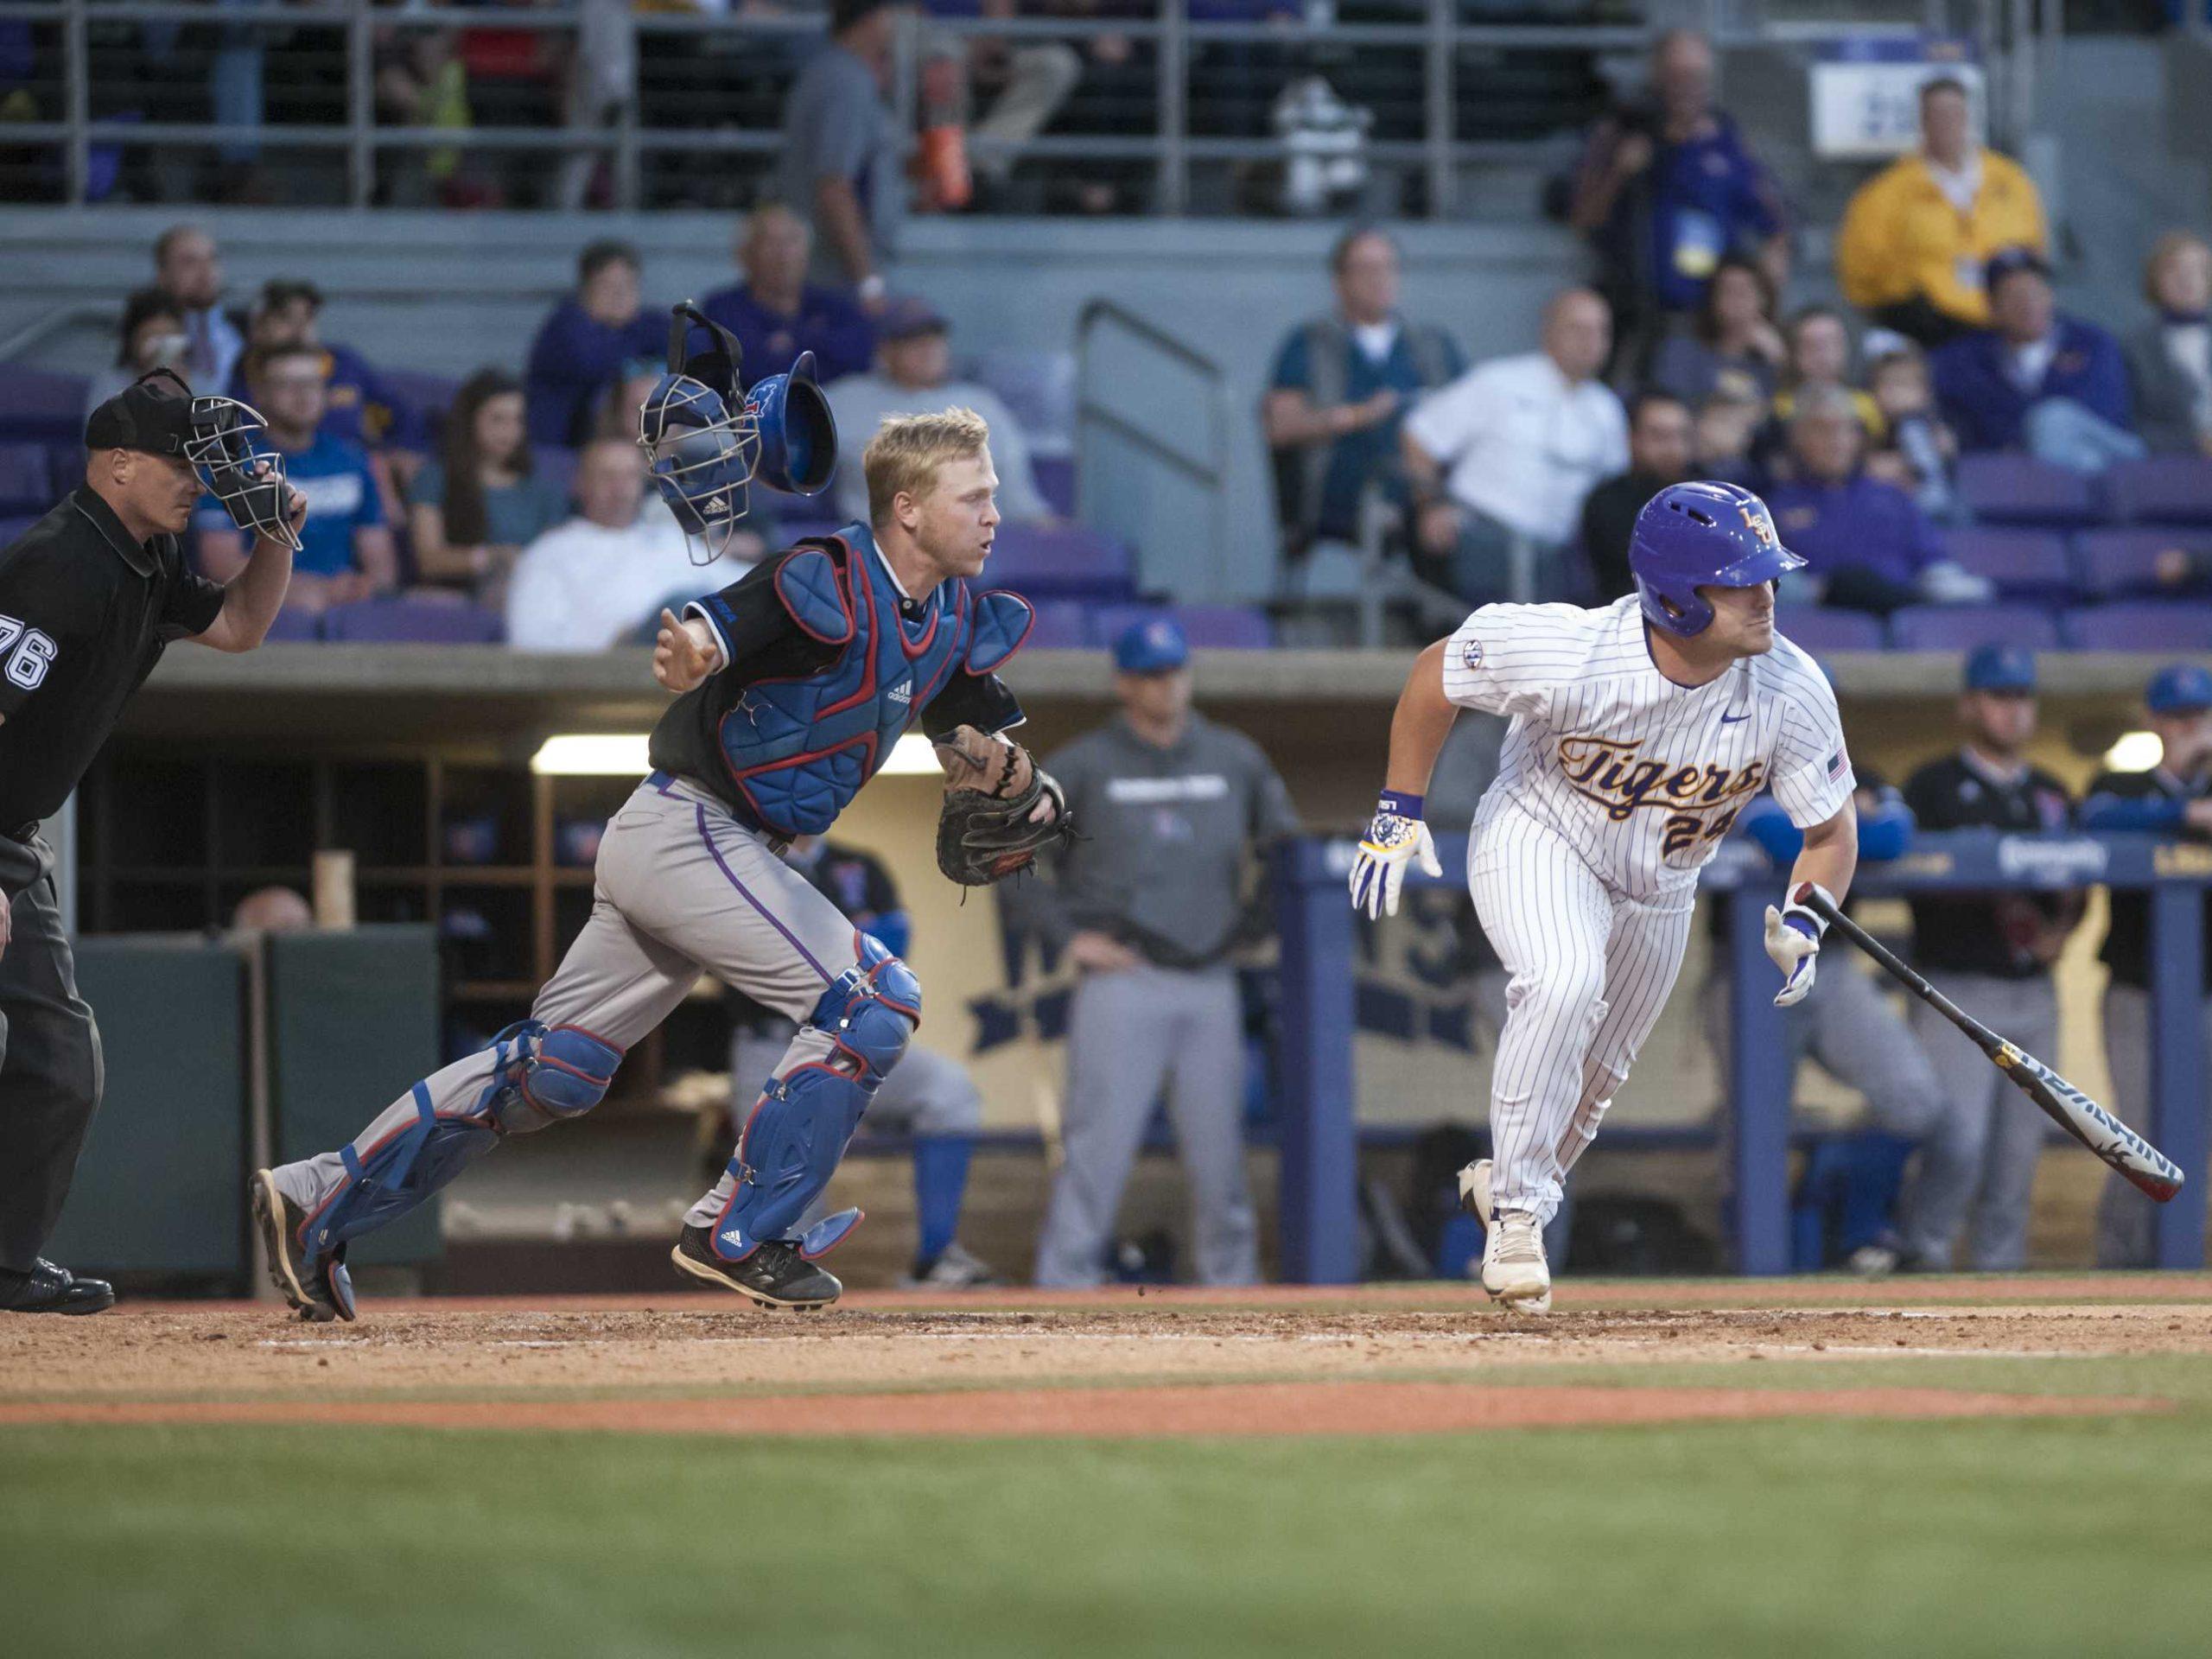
[647,542,1023,825]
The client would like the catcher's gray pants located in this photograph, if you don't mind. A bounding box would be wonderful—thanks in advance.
[0,834,104,1280]
[1897,974,2058,1271]
[2095,985,2212,1268]
[1034,963,1257,1287]
[271,773,875,1235]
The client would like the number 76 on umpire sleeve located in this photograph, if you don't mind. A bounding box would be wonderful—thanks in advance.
[0,614,59,692]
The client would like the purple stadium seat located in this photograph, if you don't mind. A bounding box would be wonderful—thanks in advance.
[261,607,323,642]
[0,443,50,513]
[963,349,1075,453]
[1091,603,1273,650]
[1886,604,2060,652]
[1955,454,2101,526]
[0,514,41,546]
[983,523,1135,600]
[2060,604,2212,652]
[2106,457,2212,526]
[0,366,91,443]
[378,369,461,445]
[2072,528,2212,599]
[1032,454,1077,518]
[1942,528,2072,599]
[1023,601,1090,649]
[772,516,843,547]
[323,597,505,644]
[1775,607,1885,652]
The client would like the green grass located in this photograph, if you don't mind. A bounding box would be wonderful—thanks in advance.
[5,1360,2212,1659]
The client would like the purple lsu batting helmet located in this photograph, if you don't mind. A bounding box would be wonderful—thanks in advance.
[1628,480,1804,638]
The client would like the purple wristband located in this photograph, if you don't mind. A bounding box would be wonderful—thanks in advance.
[1377,791,1424,821]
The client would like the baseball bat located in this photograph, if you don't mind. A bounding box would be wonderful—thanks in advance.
[1798,888,2185,1203]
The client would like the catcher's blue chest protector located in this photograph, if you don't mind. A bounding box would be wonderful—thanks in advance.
[711,525,1033,838]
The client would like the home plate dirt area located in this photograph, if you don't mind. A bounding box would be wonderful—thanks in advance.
[5,1276,2209,1436]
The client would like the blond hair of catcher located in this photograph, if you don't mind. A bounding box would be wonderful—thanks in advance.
[861,406,991,524]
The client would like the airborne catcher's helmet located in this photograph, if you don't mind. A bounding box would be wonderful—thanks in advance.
[1628,480,1802,637]
[638,303,838,563]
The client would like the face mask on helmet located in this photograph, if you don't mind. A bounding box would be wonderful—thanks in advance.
[183,396,299,551]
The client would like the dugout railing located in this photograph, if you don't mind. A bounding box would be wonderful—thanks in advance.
[1272,829,2212,1283]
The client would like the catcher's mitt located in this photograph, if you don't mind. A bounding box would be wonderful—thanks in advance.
[933,724,1074,887]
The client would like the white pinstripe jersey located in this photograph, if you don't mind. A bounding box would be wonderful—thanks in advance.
[1443,595,1855,899]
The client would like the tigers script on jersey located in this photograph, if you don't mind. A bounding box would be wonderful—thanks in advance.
[1444,595,1854,900]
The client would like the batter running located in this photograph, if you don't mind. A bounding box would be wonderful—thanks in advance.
[251,309,1069,1320]
[1352,481,1859,1312]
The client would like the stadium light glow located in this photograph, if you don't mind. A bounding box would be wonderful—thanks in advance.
[529,732,942,778]
[2104,730,2164,773]
[880,734,943,775]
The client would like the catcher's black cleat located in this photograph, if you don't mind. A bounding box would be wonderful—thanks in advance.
[250,1168,354,1323]
[0,1259,115,1315]
[671,1225,842,1311]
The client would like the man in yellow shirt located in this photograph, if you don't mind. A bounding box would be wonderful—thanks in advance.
[1835,77,2047,347]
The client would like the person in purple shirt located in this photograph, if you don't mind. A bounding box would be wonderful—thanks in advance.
[223,278,413,449]
[698,203,875,391]
[1931,247,2144,473]
[523,239,664,447]
[1765,385,1987,615]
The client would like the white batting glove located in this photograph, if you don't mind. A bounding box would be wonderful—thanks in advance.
[1350,791,1442,919]
[1764,881,1835,1008]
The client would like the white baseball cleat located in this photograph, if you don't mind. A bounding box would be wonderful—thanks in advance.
[1458,1158,1553,1314]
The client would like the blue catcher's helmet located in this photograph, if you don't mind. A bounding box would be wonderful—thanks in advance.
[638,303,838,562]
[1628,480,1804,637]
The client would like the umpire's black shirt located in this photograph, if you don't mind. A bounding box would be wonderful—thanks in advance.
[1902,747,2074,978]
[0,486,225,848]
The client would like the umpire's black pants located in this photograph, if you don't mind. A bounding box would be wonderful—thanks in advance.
[0,833,103,1278]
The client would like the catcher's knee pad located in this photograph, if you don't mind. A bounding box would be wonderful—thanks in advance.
[478,1020,625,1135]
[816,934,921,1082]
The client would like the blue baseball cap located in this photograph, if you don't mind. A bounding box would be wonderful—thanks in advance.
[1965,642,2037,694]
[2147,663,2212,714]
[1112,615,1189,675]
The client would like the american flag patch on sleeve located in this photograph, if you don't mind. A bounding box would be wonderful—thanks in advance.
[1827,748,1850,782]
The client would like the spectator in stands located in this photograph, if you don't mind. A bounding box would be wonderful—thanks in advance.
[1566,29,1787,361]
[506,439,760,651]
[1866,345,1960,522]
[1401,288,1627,605]
[1580,391,1694,601]
[409,368,569,603]
[1765,386,1986,616]
[225,279,409,451]
[1641,252,1783,410]
[154,223,243,393]
[524,240,664,448]
[1693,386,1764,488]
[197,343,399,612]
[1896,646,2082,1272]
[963,1,1084,201]
[1933,247,2142,473]
[84,288,188,414]
[2080,664,2212,1268]
[774,0,908,308]
[1025,615,1300,1288]
[2126,232,2212,458]
[1836,76,2048,348]
[1769,307,1885,442]
[699,204,876,391]
[1262,226,1465,555]
[823,298,1053,524]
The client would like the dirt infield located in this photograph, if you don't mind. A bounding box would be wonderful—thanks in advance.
[4,1277,2206,1437]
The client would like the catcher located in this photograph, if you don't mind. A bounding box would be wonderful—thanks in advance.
[251,355,1070,1318]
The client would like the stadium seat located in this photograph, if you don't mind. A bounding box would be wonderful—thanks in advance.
[2060,603,2212,652]
[1885,604,2060,652]
[1023,601,1090,649]
[1032,454,1077,518]
[0,514,41,546]
[1955,454,2101,526]
[963,349,1076,456]
[323,598,505,644]
[2105,456,2212,526]
[0,443,50,514]
[1942,528,2073,600]
[2071,528,2212,599]
[1774,608,1885,652]
[1092,603,1272,650]
[261,607,324,642]
[983,522,1136,601]
[378,369,461,445]
[0,366,91,444]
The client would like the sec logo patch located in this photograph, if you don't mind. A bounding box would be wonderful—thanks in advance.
[1461,637,1484,670]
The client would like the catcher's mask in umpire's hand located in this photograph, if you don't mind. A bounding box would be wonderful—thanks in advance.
[86,367,300,550]
[639,303,839,563]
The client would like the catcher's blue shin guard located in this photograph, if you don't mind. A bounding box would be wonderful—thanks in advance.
[710,938,919,1262]
[299,1022,623,1269]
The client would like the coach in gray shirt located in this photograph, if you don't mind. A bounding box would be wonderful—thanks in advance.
[1026,617,1300,1287]
[774,0,906,303]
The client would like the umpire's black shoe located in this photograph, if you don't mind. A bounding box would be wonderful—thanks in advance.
[250,1168,354,1324]
[671,1225,842,1311]
[0,1259,115,1315]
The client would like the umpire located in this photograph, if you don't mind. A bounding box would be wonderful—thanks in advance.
[0,372,301,1314]
[1024,617,1300,1287]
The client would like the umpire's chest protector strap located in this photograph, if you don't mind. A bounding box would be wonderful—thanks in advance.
[773,544,857,645]
[964,589,1035,675]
